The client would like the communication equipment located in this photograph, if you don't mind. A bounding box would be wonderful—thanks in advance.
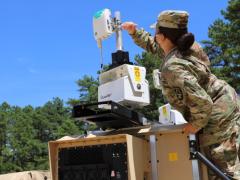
[158,104,187,125]
[92,9,150,109]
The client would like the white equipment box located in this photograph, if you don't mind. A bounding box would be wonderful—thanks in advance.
[98,64,150,108]
[159,104,187,125]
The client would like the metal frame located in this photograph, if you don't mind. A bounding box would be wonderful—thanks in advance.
[149,135,159,180]
[189,134,201,180]
[188,137,231,180]
[72,101,146,129]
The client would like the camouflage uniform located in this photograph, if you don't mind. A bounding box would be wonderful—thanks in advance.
[129,10,240,179]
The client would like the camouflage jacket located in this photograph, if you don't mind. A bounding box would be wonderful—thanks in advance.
[131,29,240,146]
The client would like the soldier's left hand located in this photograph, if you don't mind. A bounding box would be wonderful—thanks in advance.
[183,123,200,134]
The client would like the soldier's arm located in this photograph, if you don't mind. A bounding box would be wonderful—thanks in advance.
[162,62,213,130]
[130,28,164,58]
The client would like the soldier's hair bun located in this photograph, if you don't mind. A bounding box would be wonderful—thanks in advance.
[177,33,195,52]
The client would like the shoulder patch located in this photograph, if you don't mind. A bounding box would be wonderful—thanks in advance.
[174,87,183,100]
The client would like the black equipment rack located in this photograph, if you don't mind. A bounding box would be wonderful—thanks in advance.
[72,101,146,129]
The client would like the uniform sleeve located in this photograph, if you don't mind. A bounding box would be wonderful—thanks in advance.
[161,63,213,129]
[130,28,164,58]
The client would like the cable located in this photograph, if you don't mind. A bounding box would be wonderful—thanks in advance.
[97,39,104,70]
[100,45,103,69]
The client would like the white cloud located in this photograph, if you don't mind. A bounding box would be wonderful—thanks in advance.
[16,57,28,64]
[16,57,38,74]
[28,68,38,74]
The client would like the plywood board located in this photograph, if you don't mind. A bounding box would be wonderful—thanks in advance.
[126,135,149,180]
[156,132,194,180]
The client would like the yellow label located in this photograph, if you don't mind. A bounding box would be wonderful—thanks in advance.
[162,106,168,117]
[168,153,178,161]
[134,67,141,82]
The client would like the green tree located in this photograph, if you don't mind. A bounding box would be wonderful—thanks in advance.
[77,75,98,102]
[68,75,99,106]
[202,0,240,92]
[7,105,38,172]
[0,102,14,173]
[32,98,82,170]
[0,98,83,173]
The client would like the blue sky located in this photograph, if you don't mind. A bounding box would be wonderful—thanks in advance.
[0,0,228,107]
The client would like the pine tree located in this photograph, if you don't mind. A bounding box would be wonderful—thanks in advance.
[0,102,13,173]
[32,98,82,170]
[202,0,240,92]
[68,75,99,106]
[7,105,37,171]
[0,98,83,173]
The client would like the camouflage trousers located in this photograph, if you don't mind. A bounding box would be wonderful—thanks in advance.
[204,133,240,180]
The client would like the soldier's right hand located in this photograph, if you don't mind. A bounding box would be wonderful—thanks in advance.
[121,22,137,35]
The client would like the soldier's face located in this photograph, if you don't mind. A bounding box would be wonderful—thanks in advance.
[155,33,164,46]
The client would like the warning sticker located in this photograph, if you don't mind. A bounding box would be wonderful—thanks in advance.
[162,106,168,117]
[134,67,141,82]
[168,153,178,161]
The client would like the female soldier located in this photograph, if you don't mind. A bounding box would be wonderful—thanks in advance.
[122,10,240,179]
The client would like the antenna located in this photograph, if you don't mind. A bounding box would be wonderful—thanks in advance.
[93,9,128,69]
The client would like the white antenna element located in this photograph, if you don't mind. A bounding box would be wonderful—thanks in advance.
[93,9,114,69]
[93,9,124,68]
[93,9,113,41]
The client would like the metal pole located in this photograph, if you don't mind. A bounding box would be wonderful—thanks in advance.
[149,135,158,180]
[115,11,123,51]
[194,151,231,180]
[189,134,200,180]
